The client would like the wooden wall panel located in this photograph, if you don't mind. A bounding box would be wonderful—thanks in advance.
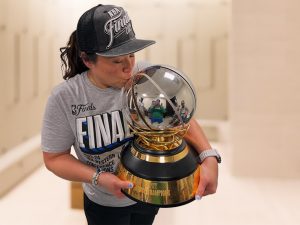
[37,36,50,95]
[19,33,34,101]
[178,35,197,81]
[7,0,27,33]
[146,36,167,65]
[47,37,55,92]
[51,36,65,86]
[0,0,8,25]
[0,31,17,107]
[28,0,45,35]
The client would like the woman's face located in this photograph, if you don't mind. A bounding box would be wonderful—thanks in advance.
[88,53,135,89]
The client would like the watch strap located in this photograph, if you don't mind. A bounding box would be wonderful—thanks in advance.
[198,149,221,164]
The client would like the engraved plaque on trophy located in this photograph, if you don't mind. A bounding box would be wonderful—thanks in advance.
[116,65,200,207]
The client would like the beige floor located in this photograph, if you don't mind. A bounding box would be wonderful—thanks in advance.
[0,141,300,225]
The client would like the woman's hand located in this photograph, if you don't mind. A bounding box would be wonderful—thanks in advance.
[98,172,133,198]
[196,157,218,199]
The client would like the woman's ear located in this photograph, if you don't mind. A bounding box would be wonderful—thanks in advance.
[80,52,94,69]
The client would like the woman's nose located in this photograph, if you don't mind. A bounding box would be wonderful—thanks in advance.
[123,56,134,74]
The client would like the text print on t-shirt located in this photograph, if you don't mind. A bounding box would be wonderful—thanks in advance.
[76,109,133,154]
[84,152,120,172]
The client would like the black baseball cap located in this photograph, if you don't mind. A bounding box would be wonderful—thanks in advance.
[76,4,155,57]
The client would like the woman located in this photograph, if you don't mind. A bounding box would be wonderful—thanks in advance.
[41,4,220,225]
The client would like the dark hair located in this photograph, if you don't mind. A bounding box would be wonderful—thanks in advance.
[60,30,97,80]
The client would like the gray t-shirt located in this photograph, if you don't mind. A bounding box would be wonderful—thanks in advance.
[41,71,136,207]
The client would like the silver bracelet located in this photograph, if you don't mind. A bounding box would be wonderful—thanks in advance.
[91,168,105,187]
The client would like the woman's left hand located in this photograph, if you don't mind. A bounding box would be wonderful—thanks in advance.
[195,157,219,199]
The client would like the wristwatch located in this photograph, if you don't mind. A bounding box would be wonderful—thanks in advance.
[92,168,105,187]
[198,149,221,164]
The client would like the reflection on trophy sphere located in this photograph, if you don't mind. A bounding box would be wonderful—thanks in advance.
[123,65,197,132]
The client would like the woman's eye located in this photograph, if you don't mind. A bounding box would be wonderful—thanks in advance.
[113,54,134,63]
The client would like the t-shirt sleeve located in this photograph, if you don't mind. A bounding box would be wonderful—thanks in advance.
[41,94,75,153]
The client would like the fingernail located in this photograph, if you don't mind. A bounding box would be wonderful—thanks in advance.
[195,195,202,200]
[128,183,133,188]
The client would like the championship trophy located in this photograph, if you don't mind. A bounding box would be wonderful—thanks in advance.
[116,64,200,207]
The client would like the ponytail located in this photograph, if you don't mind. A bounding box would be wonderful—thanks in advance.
[60,30,97,80]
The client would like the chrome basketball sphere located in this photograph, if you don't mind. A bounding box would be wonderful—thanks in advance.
[123,64,197,131]
[117,64,200,207]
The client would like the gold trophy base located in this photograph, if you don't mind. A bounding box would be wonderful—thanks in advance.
[117,163,200,207]
[116,140,200,207]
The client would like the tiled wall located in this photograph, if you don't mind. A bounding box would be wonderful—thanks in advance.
[230,0,300,178]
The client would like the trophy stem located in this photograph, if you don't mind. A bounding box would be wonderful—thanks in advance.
[128,123,190,150]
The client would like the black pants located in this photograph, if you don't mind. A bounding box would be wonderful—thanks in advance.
[84,194,159,225]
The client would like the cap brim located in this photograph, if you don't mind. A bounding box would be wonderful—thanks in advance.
[96,39,155,57]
